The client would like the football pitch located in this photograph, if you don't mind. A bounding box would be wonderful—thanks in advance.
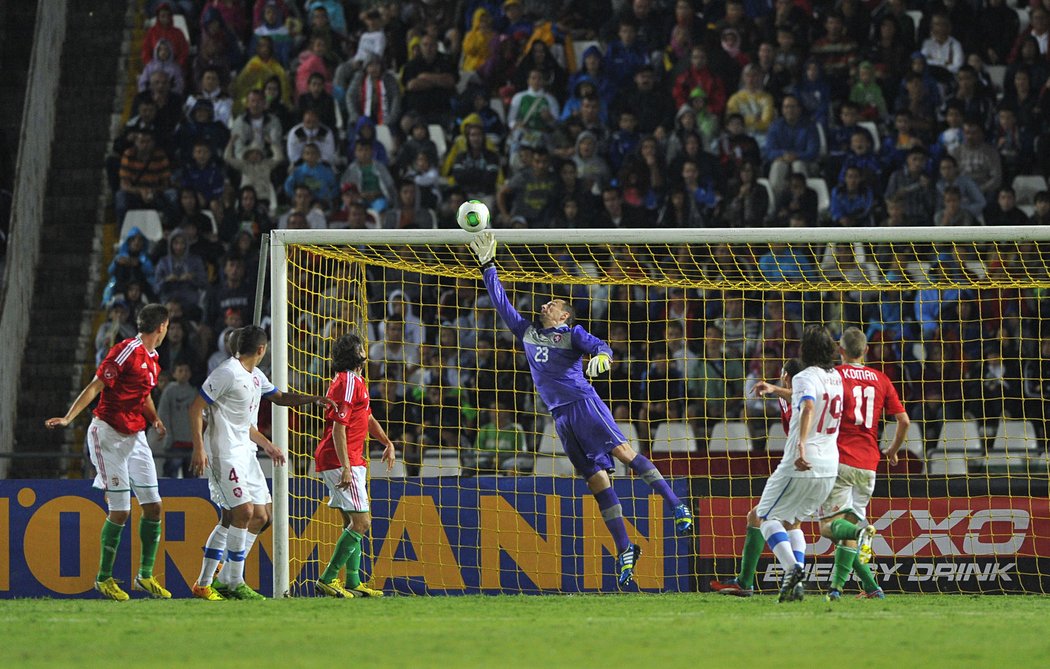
[2,594,1050,668]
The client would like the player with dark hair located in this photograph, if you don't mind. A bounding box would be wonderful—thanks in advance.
[189,325,332,600]
[710,357,805,597]
[468,231,692,588]
[314,331,396,598]
[747,325,842,602]
[46,303,172,601]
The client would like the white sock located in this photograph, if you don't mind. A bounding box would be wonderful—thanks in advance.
[787,528,807,567]
[244,531,258,560]
[225,526,248,587]
[197,524,228,587]
[761,519,798,573]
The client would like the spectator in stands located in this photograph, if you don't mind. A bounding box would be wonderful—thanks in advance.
[830,165,875,227]
[837,129,881,191]
[508,69,560,158]
[451,123,500,200]
[1003,69,1039,130]
[295,71,337,130]
[140,39,185,96]
[249,5,294,68]
[465,403,530,476]
[279,184,326,229]
[399,118,441,174]
[224,136,280,215]
[673,45,727,116]
[773,172,818,226]
[116,131,176,226]
[178,140,225,206]
[993,106,1035,183]
[154,229,208,314]
[885,147,936,225]
[285,108,335,165]
[1007,37,1049,97]
[763,94,819,196]
[849,61,888,123]
[619,65,675,138]
[234,37,289,115]
[951,119,1003,201]
[263,74,294,130]
[142,2,190,71]
[184,67,233,128]
[228,186,273,241]
[946,67,994,131]
[401,33,457,126]
[298,3,345,61]
[106,228,156,305]
[294,36,334,103]
[231,88,283,161]
[692,323,744,425]
[715,112,761,170]
[569,44,615,108]
[880,110,923,172]
[497,145,556,227]
[283,142,337,206]
[934,185,977,227]
[1010,6,1050,63]
[341,138,397,211]
[134,70,185,140]
[604,18,649,94]
[758,241,816,283]
[868,16,911,92]
[936,154,986,218]
[208,257,252,330]
[95,300,137,365]
[197,5,242,80]
[922,13,965,78]
[512,40,568,102]
[382,180,436,230]
[986,187,1030,227]
[726,64,775,144]
[346,55,402,129]
[174,98,230,165]
[791,60,833,131]
[811,12,857,95]
[720,161,767,228]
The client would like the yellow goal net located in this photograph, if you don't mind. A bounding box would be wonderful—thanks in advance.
[269,226,1050,596]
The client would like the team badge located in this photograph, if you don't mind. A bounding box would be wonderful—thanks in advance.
[253,377,260,387]
[552,334,562,343]
[112,476,119,486]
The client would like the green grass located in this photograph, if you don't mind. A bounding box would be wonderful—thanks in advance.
[2,594,1050,668]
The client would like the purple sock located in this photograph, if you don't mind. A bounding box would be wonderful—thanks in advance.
[629,455,682,508]
[594,486,631,553]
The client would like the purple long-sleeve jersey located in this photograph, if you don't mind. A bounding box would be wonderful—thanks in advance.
[483,266,612,411]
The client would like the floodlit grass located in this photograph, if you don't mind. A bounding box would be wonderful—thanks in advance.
[2,593,1050,668]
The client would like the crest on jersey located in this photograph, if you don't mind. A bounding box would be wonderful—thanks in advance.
[253,377,260,387]
[111,476,119,487]
[103,369,115,380]
[552,334,563,343]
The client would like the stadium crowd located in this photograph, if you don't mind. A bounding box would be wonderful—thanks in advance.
[97,0,1050,476]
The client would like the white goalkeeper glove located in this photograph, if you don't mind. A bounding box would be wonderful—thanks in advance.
[469,231,496,266]
[586,353,611,378]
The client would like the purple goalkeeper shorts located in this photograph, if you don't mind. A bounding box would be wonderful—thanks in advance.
[551,398,628,478]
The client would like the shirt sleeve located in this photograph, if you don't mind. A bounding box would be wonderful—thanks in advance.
[325,372,356,427]
[96,341,132,389]
[200,365,233,404]
[883,375,905,416]
[482,266,530,339]
[256,370,278,396]
[570,325,613,357]
[792,373,817,410]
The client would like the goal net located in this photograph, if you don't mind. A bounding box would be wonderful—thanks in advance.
[270,226,1050,597]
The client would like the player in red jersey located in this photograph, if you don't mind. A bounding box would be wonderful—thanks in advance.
[820,327,909,601]
[314,332,396,598]
[46,304,172,601]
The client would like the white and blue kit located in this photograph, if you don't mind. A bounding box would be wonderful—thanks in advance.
[483,266,626,477]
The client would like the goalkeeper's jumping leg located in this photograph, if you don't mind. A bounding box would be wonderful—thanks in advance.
[611,443,692,535]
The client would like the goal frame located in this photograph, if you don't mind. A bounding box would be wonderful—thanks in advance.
[268,225,1050,597]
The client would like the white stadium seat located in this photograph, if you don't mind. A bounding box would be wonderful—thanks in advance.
[992,420,1039,452]
[707,421,753,452]
[369,458,406,478]
[118,209,163,245]
[756,178,776,217]
[925,449,970,475]
[650,422,697,453]
[537,421,560,453]
[420,450,460,477]
[531,453,576,477]
[880,420,925,457]
[936,421,982,451]
[807,178,830,216]
[1012,175,1047,206]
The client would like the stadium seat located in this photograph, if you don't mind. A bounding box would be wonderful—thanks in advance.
[906,10,922,41]
[880,420,925,457]
[369,458,406,478]
[764,425,788,452]
[1019,204,1036,218]
[986,65,1007,95]
[925,449,970,475]
[490,97,506,125]
[936,421,982,451]
[201,209,219,235]
[375,124,395,156]
[756,178,776,217]
[532,453,576,476]
[981,452,1028,474]
[707,421,753,452]
[118,209,163,245]
[816,122,827,156]
[420,450,460,477]
[858,121,879,147]
[573,40,600,70]
[806,178,830,216]
[428,124,447,159]
[537,420,560,453]
[1011,175,1047,205]
[617,421,640,447]
[650,422,697,453]
[991,420,1039,451]
[1016,6,1031,32]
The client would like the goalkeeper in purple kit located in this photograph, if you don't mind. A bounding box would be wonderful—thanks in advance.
[469,231,692,588]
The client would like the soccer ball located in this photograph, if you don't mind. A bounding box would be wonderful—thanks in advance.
[457,200,490,233]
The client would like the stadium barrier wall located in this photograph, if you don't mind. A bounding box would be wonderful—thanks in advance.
[2,479,1047,597]
[0,1,68,478]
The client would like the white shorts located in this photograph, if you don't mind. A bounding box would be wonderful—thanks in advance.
[208,448,271,509]
[321,466,369,513]
[756,469,835,525]
[819,463,876,522]
[87,417,161,512]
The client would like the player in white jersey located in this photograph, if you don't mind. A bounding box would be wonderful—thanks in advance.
[752,326,843,602]
[188,326,332,600]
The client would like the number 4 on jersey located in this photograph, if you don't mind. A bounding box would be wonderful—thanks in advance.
[229,468,239,483]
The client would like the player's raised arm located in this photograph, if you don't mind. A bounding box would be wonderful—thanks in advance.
[470,231,530,339]
[269,389,336,411]
[570,325,613,377]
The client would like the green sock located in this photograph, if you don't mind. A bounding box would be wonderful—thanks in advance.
[853,552,881,593]
[831,544,858,590]
[829,518,860,542]
[137,518,162,578]
[343,530,364,588]
[97,519,124,581]
[320,529,358,582]
[736,526,766,589]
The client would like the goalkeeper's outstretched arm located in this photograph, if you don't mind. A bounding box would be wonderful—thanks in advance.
[470,232,530,339]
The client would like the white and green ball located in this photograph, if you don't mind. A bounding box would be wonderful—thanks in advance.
[457,200,490,233]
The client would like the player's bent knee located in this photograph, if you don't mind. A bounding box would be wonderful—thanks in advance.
[109,510,131,525]
[140,502,162,520]
[746,508,759,528]
[610,443,637,463]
